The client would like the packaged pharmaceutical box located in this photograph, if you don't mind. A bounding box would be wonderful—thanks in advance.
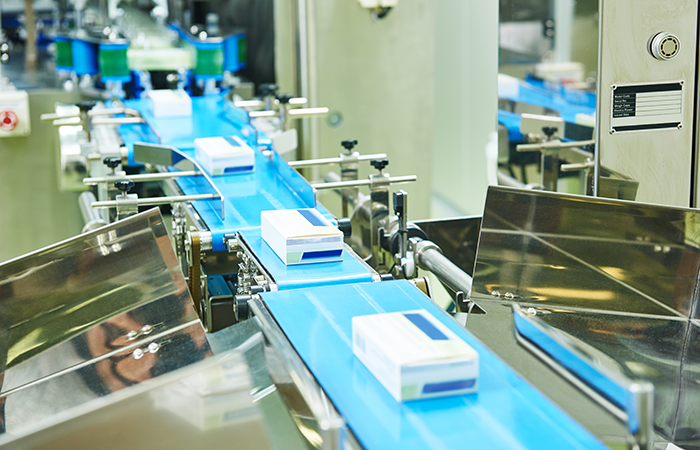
[353,309,479,401]
[261,209,343,265]
[147,89,192,118]
[195,135,255,176]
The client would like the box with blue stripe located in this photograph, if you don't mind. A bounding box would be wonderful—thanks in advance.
[261,208,343,265]
[352,309,479,401]
[194,135,255,176]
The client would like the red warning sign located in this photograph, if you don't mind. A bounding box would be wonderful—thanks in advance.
[0,110,18,131]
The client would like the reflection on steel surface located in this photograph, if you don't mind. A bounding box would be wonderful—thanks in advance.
[473,186,700,317]
[0,208,211,436]
[471,186,700,447]
[250,297,347,450]
[0,346,272,450]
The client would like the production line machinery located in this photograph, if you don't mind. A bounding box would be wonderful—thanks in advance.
[0,88,686,450]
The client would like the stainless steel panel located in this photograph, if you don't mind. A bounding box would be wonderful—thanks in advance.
[470,186,700,447]
[595,0,699,207]
[0,207,198,370]
[0,208,213,435]
[472,186,700,318]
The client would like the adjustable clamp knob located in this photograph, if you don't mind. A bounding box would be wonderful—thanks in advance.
[259,83,278,97]
[541,126,558,139]
[341,139,358,151]
[103,157,121,170]
[76,101,97,113]
[114,178,135,194]
[277,94,293,105]
[370,159,389,172]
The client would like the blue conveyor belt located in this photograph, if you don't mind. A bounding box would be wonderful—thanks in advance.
[238,228,373,290]
[116,95,334,251]
[262,280,609,450]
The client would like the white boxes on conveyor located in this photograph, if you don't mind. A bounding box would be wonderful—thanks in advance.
[194,135,255,176]
[353,309,479,401]
[261,209,343,265]
[147,89,192,118]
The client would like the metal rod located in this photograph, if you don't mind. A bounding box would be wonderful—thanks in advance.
[560,161,595,172]
[516,139,595,153]
[414,239,473,295]
[91,117,145,125]
[83,171,201,185]
[288,153,388,168]
[41,112,78,121]
[91,193,219,209]
[234,99,265,109]
[288,107,329,117]
[312,175,417,190]
[249,110,278,119]
[78,192,108,232]
[88,107,141,117]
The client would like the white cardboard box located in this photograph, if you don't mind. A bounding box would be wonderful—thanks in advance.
[195,135,255,176]
[353,309,479,401]
[261,209,343,265]
[147,89,192,118]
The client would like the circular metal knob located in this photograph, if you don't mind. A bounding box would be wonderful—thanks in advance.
[649,32,680,60]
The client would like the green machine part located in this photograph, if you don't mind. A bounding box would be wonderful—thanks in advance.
[195,47,224,78]
[99,44,130,79]
[55,36,73,70]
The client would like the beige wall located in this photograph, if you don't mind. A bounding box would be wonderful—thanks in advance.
[276,0,498,220]
[0,90,84,263]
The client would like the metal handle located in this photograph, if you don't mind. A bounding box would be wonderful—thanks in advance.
[91,193,219,209]
[83,170,201,185]
[517,139,595,153]
[288,153,388,168]
[312,175,417,190]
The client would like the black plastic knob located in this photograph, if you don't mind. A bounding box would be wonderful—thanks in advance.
[277,94,293,105]
[336,217,352,238]
[103,157,121,169]
[341,140,358,151]
[370,159,389,172]
[259,83,278,96]
[542,126,558,139]
[76,101,97,112]
[114,178,135,194]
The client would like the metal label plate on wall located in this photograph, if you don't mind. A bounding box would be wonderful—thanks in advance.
[610,81,683,133]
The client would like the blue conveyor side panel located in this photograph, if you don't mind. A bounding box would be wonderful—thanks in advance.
[262,280,608,450]
[238,228,373,289]
[119,96,258,153]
